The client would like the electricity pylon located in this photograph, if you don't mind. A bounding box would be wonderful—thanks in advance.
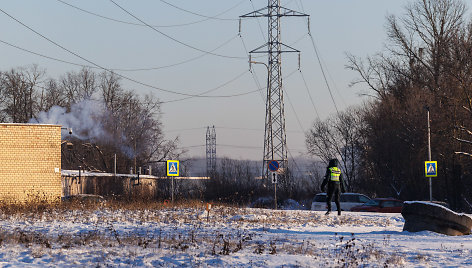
[240,0,308,179]
[206,126,216,176]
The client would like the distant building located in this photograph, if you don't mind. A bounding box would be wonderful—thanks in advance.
[0,124,61,202]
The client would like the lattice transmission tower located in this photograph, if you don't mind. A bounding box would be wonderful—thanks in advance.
[240,0,308,179]
[206,126,216,175]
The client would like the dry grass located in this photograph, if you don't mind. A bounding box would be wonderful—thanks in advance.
[0,198,407,266]
[0,225,405,267]
[0,197,209,216]
[0,197,410,267]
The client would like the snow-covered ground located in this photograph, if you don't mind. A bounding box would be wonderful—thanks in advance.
[0,205,471,267]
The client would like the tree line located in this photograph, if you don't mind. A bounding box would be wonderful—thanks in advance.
[0,66,181,174]
[306,0,472,211]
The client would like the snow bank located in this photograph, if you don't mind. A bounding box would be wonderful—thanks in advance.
[404,201,468,216]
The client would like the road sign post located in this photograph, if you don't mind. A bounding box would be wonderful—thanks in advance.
[167,160,179,204]
[271,172,278,210]
[268,160,279,210]
[426,107,433,201]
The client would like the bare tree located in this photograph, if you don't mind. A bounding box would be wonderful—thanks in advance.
[100,71,123,112]
[60,67,97,109]
[38,78,67,111]
[347,0,467,97]
[0,65,45,122]
[305,106,366,191]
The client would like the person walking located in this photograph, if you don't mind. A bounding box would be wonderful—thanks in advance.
[320,158,346,215]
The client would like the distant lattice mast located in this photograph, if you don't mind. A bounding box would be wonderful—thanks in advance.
[206,126,216,175]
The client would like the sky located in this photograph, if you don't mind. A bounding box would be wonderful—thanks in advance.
[0,0,411,161]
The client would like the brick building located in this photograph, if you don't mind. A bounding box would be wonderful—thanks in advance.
[0,124,61,202]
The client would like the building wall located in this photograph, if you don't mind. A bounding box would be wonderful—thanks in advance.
[0,124,61,202]
[62,174,207,200]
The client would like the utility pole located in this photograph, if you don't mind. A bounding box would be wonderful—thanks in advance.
[240,0,308,179]
[206,126,216,176]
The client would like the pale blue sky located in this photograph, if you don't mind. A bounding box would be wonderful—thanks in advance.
[0,0,410,160]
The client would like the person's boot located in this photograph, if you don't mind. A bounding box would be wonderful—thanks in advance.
[325,211,330,215]
[337,210,341,216]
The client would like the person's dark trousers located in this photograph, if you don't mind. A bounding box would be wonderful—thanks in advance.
[326,183,341,215]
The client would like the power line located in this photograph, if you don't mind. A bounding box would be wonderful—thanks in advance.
[56,0,241,27]
[0,35,259,102]
[178,144,206,149]
[321,55,348,108]
[160,71,262,104]
[162,65,301,103]
[308,32,340,115]
[249,0,267,43]
[112,34,241,72]
[218,126,304,134]
[182,143,306,151]
[238,34,266,102]
[299,1,341,115]
[0,39,91,68]
[0,7,261,102]
[160,88,263,103]
[0,33,240,72]
[159,0,240,21]
[166,127,206,133]
[166,125,304,134]
[287,145,305,176]
[281,62,309,176]
[108,0,245,60]
[215,126,265,132]
[299,69,321,120]
[283,87,305,133]
[218,144,262,150]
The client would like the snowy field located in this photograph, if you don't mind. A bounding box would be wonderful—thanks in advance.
[0,204,471,267]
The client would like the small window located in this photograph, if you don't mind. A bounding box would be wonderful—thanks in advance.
[359,196,370,203]
[394,201,403,207]
[364,200,380,206]
[314,194,326,202]
[382,201,395,207]
[342,195,357,203]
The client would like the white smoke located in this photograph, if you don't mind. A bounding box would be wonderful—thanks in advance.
[31,99,109,141]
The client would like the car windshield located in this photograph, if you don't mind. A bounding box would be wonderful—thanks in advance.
[364,200,380,206]
[314,195,326,202]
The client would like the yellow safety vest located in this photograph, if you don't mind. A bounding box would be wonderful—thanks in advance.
[329,167,341,182]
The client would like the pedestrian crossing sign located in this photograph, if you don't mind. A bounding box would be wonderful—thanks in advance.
[425,161,437,177]
[167,160,179,177]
